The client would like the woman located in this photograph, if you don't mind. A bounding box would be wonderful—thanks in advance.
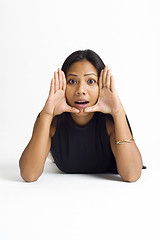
[19,49,145,182]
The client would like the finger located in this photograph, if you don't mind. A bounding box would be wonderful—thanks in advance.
[110,75,116,92]
[61,71,66,91]
[55,71,59,92]
[102,65,108,87]
[70,107,80,113]
[84,105,99,113]
[54,72,57,93]
[99,70,103,89]
[58,68,63,90]
[106,69,111,89]
[49,78,54,96]
[65,105,79,113]
[57,68,62,90]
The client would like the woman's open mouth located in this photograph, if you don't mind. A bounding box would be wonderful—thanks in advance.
[74,100,89,109]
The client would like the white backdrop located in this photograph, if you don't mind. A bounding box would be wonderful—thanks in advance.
[1,0,160,165]
[0,0,160,239]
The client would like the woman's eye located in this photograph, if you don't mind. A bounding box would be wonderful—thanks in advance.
[68,79,77,84]
[88,79,96,84]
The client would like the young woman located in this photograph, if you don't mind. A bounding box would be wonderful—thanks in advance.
[19,49,145,182]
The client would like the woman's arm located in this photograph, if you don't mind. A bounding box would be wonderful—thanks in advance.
[19,111,53,182]
[84,65,143,182]
[19,69,79,182]
[109,109,143,182]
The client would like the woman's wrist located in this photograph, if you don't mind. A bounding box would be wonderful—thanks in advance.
[40,109,55,122]
[111,107,126,120]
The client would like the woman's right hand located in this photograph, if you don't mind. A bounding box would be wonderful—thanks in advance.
[41,68,79,118]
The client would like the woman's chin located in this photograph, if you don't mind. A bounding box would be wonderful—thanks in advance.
[74,108,92,116]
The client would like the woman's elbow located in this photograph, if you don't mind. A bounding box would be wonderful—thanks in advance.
[122,171,142,183]
[20,170,40,182]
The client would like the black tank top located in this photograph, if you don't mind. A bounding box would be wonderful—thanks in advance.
[50,112,132,174]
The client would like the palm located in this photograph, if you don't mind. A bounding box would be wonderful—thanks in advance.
[84,66,124,116]
[44,89,67,116]
[43,69,79,117]
[95,87,122,114]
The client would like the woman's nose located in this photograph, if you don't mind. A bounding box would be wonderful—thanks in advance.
[75,83,87,95]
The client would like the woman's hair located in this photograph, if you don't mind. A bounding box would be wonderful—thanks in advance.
[61,49,105,78]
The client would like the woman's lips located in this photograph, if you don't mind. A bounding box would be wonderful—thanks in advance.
[74,102,89,109]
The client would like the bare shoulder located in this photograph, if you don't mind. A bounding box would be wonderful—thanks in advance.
[50,116,58,138]
[105,114,115,136]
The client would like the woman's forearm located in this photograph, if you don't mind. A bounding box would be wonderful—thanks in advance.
[113,110,143,182]
[19,111,53,182]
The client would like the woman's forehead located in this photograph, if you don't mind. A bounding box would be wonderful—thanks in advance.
[67,60,98,76]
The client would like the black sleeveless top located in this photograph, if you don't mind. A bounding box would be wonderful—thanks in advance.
[50,112,133,174]
[37,112,147,174]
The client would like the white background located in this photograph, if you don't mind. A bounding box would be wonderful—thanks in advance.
[0,0,160,239]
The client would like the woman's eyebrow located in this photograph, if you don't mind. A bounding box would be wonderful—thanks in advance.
[67,73,97,77]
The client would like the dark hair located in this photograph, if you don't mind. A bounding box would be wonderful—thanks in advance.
[61,49,105,77]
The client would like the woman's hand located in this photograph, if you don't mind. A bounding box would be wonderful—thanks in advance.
[84,66,125,117]
[42,68,79,117]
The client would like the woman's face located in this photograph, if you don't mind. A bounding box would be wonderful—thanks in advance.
[65,60,99,114]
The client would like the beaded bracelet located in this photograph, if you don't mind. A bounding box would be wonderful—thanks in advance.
[115,137,134,145]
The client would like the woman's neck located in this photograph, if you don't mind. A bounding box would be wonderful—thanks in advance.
[70,112,94,126]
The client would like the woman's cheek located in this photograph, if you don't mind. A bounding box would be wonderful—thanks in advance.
[93,87,99,102]
[65,88,73,105]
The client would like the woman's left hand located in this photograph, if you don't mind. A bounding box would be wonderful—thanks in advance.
[84,66,125,117]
